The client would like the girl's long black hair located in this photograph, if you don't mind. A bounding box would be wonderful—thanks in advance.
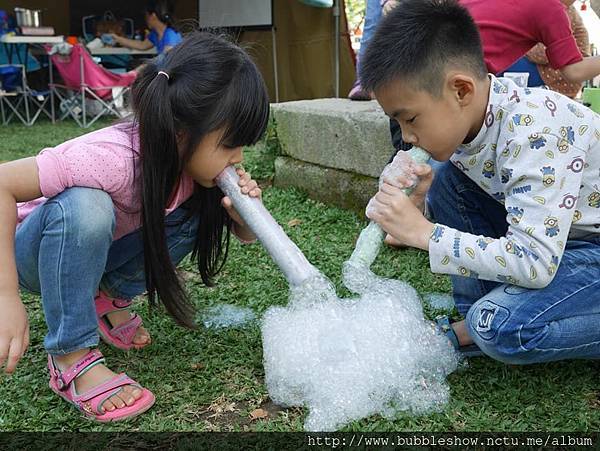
[145,0,177,29]
[131,31,270,328]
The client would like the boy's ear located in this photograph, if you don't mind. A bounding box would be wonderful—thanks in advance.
[446,73,476,106]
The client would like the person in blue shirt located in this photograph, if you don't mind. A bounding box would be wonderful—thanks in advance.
[110,1,182,55]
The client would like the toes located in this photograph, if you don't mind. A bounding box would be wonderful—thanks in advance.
[134,328,151,345]
[110,393,126,409]
[130,387,143,400]
[103,398,117,412]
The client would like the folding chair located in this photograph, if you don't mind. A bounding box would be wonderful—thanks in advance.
[0,64,52,126]
[48,44,137,128]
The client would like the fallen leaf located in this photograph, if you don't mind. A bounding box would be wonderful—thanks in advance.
[190,362,204,370]
[249,408,268,420]
[287,218,302,227]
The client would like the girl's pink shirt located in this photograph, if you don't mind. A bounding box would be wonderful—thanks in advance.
[17,124,196,240]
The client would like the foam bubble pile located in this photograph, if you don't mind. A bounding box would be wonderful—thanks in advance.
[216,150,459,431]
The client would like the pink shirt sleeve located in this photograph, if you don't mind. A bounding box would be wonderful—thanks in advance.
[35,143,132,199]
[533,0,583,69]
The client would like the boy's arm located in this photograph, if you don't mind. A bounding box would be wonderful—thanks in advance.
[428,134,586,289]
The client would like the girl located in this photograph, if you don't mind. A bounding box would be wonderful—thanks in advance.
[110,1,182,55]
[0,31,269,422]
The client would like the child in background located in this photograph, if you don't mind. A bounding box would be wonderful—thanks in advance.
[361,0,600,363]
[0,31,269,421]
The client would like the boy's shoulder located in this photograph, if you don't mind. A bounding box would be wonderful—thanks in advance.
[491,78,598,144]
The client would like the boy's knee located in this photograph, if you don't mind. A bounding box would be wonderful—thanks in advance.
[466,298,546,364]
[46,188,116,239]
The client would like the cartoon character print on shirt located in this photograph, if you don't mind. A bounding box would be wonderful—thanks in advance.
[501,168,513,184]
[567,103,585,118]
[505,240,523,258]
[497,274,520,285]
[572,210,583,223]
[558,193,577,209]
[557,126,575,153]
[430,224,445,243]
[482,160,495,178]
[506,206,524,224]
[476,237,495,250]
[544,216,560,237]
[567,156,585,173]
[512,114,534,127]
[457,266,479,279]
[540,166,555,187]
[588,185,600,208]
[528,133,547,149]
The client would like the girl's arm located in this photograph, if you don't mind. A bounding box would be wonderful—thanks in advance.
[110,34,154,51]
[0,158,42,374]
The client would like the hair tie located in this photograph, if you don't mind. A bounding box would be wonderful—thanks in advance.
[157,70,170,80]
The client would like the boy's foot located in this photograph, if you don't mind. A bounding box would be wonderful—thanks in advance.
[49,348,155,421]
[436,316,484,357]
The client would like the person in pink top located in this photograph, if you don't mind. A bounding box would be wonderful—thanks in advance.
[386,0,600,156]
[0,32,270,422]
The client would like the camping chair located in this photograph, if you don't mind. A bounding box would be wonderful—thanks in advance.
[48,44,137,128]
[0,64,52,126]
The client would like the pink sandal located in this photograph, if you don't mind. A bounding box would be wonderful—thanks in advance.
[95,291,149,350]
[48,349,155,422]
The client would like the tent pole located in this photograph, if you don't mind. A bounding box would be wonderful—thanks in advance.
[333,0,340,97]
[272,26,280,103]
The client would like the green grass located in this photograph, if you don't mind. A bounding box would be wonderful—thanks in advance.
[0,119,599,432]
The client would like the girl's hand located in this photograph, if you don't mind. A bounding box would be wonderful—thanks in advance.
[367,180,434,251]
[221,168,261,241]
[0,293,29,374]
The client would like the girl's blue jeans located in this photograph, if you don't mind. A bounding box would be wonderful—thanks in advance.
[15,187,199,355]
[428,162,600,364]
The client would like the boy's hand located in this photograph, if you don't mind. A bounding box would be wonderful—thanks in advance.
[221,168,260,241]
[367,179,434,251]
[0,293,29,374]
[383,163,433,211]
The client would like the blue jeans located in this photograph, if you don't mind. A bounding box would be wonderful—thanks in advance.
[354,0,383,82]
[15,187,199,355]
[427,162,600,364]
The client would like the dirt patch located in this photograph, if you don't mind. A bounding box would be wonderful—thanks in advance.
[193,395,291,431]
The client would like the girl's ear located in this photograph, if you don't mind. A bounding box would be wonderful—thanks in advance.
[176,130,189,155]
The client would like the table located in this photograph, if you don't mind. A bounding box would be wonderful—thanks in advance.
[1,35,64,70]
[89,47,157,56]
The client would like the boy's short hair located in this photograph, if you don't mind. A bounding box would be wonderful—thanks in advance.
[360,0,488,97]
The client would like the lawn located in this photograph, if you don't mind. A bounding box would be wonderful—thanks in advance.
[0,118,599,433]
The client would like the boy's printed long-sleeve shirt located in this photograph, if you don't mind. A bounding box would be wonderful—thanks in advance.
[428,75,600,288]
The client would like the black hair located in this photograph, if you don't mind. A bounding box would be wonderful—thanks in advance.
[360,0,487,97]
[130,31,270,328]
[146,0,176,29]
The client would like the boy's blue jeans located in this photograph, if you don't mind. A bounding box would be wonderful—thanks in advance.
[428,162,600,364]
[15,188,199,355]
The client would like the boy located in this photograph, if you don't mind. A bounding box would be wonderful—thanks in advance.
[362,0,600,364]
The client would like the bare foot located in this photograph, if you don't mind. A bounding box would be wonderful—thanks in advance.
[104,309,151,347]
[54,349,144,412]
[384,233,407,249]
[450,320,474,346]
